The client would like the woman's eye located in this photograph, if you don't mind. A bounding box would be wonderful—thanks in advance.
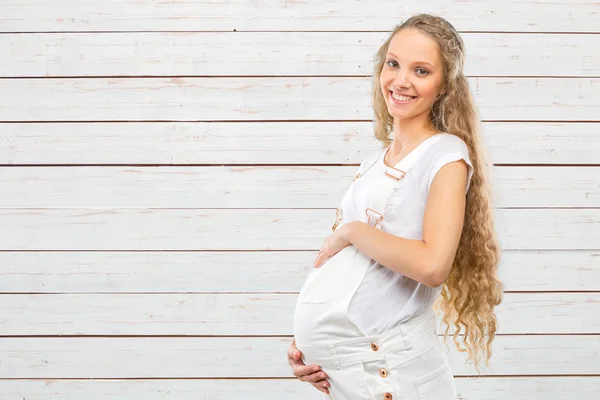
[386,60,398,68]
[416,68,429,76]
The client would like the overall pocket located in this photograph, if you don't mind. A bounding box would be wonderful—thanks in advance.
[412,343,457,400]
[386,336,457,400]
[296,245,358,304]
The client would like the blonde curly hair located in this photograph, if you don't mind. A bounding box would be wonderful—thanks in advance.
[371,14,504,371]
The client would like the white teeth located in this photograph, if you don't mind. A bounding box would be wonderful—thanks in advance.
[391,92,415,102]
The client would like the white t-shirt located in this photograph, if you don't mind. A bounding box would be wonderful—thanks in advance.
[340,133,474,335]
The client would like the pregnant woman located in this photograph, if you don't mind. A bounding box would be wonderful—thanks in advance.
[289,14,503,400]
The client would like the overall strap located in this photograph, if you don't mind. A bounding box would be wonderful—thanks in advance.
[330,147,385,232]
[332,134,445,232]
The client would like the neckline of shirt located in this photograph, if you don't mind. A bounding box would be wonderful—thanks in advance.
[381,133,446,169]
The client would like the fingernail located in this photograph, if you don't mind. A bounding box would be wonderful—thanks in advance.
[313,366,320,372]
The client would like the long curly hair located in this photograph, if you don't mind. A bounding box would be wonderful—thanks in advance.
[371,14,504,371]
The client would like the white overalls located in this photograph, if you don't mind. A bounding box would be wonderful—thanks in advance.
[293,134,457,400]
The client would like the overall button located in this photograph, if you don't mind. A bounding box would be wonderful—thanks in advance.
[384,393,393,400]
[379,368,388,378]
[371,342,379,351]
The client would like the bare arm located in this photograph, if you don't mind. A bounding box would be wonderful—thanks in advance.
[342,159,469,287]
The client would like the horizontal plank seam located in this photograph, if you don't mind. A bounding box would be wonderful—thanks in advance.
[1,30,600,35]
[1,249,598,253]
[0,290,598,295]
[0,120,598,124]
[1,248,598,251]
[1,119,599,124]
[2,164,600,167]
[0,375,599,380]
[2,207,599,210]
[0,334,598,338]
[1,75,599,79]
[1,207,597,211]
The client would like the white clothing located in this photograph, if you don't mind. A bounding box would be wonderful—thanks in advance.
[293,133,469,345]
[292,132,469,399]
[297,309,457,400]
[342,133,474,335]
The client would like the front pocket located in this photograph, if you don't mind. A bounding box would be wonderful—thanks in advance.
[296,267,332,304]
[414,361,448,386]
[296,246,358,304]
[414,360,456,400]
[385,338,457,400]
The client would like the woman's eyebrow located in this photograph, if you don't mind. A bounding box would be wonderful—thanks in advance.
[386,52,435,68]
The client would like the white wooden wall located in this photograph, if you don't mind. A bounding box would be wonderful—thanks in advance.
[0,1,599,399]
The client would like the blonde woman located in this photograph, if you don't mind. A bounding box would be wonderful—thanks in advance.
[288,14,503,400]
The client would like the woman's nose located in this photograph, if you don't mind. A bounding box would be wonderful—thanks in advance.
[394,70,411,88]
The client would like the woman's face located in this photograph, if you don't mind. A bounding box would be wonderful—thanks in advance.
[380,28,445,123]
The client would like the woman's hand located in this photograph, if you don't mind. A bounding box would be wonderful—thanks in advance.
[313,223,353,268]
[287,339,330,394]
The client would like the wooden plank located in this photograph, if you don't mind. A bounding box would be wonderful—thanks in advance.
[497,251,600,291]
[2,122,598,165]
[0,78,597,122]
[0,293,597,336]
[1,166,598,208]
[491,167,600,207]
[2,32,598,77]
[0,336,598,378]
[495,209,599,250]
[0,377,599,400]
[0,250,598,293]
[455,377,600,400]
[1,0,597,33]
[482,122,600,165]
[0,209,597,251]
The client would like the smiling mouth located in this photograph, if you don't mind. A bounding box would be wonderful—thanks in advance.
[389,90,418,103]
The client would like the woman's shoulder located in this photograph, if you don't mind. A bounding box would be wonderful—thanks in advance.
[426,133,471,164]
[433,132,469,150]
[425,132,474,192]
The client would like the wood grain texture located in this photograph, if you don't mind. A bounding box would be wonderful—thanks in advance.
[1,1,598,397]
[1,122,598,165]
[0,77,598,122]
[0,293,597,335]
[0,336,599,378]
[1,377,599,400]
[0,209,598,251]
[1,166,598,208]
[1,0,598,32]
[2,32,598,77]
[1,250,598,293]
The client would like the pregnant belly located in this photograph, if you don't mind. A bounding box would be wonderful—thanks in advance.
[293,246,369,346]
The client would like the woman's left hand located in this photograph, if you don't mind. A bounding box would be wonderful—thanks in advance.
[313,223,352,268]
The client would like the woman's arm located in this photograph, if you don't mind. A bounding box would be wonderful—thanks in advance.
[342,159,469,288]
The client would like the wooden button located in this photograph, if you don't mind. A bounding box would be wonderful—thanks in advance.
[384,393,393,400]
[379,368,388,378]
[371,342,379,351]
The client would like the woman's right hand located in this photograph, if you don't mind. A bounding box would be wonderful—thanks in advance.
[287,339,331,394]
